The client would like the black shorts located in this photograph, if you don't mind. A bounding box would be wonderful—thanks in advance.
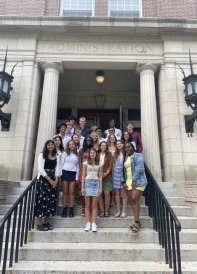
[61,170,76,181]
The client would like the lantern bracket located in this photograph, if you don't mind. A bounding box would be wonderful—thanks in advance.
[0,109,11,131]
[184,111,197,133]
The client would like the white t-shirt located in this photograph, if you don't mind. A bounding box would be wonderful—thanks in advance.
[83,161,101,180]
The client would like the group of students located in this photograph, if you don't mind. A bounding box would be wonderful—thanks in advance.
[35,116,147,234]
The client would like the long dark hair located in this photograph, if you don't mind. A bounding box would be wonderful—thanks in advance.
[42,140,57,159]
[121,131,133,143]
[81,136,94,154]
[98,141,109,155]
[53,135,64,152]
[66,140,77,155]
[87,148,99,165]
[114,140,125,161]
[71,134,80,149]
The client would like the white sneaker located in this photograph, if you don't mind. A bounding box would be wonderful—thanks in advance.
[92,222,97,232]
[85,222,91,232]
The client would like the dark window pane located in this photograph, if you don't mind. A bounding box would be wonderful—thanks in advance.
[128,109,141,120]
[58,109,71,120]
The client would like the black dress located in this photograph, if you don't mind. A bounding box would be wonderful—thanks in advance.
[35,158,57,218]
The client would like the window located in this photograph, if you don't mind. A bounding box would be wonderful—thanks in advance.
[109,0,141,17]
[128,109,141,121]
[58,109,71,120]
[61,0,93,16]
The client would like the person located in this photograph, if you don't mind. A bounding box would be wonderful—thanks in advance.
[91,131,100,151]
[90,122,97,134]
[127,122,143,153]
[74,126,85,146]
[121,131,133,144]
[96,127,106,143]
[59,140,79,218]
[79,117,91,137]
[113,140,127,218]
[71,134,82,153]
[105,127,121,141]
[81,148,102,232]
[65,122,74,138]
[78,136,94,216]
[35,140,59,231]
[53,135,64,157]
[122,142,147,235]
[104,119,122,138]
[98,141,113,217]
[68,115,77,134]
[58,123,71,149]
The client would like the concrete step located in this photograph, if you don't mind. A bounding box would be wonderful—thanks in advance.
[28,228,159,243]
[166,197,186,206]
[15,242,165,261]
[180,229,197,244]
[161,189,180,197]
[180,244,197,261]
[19,181,31,188]
[6,261,174,273]
[10,188,26,195]
[171,206,193,216]
[157,182,174,189]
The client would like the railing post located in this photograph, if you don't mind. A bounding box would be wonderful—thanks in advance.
[0,224,5,265]
[2,216,11,273]
[9,207,18,267]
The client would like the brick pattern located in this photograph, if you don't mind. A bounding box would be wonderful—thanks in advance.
[95,0,108,17]
[142,0,197,19]
[45,0,60,16]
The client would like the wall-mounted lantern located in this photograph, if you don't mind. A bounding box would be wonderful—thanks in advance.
[0,47,17,131]
[179,51,197,134]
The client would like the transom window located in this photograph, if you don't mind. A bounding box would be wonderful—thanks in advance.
[109,0,140,17]
[61,0,93,16]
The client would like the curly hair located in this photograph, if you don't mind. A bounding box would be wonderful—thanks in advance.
[65,140,77,155]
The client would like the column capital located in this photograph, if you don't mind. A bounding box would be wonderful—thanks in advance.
[42,62,64,74]
[136,63,158,75]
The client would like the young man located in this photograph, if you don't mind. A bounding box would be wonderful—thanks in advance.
[105,126,121,141]
[127,122,143,153]
[90,122,97,133]
[96,127,106,143]
[58,123,71,149]
[74,126,85,146]
[104,119,122,138]
[65,122,74,138]
[68,115,77,134]
[79,117,91,137]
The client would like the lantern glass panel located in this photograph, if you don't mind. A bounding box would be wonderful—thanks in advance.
[3,80,8,94]
[195,82,197,93]
[187,82,192,95]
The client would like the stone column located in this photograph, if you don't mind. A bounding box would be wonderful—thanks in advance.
[136,64,162,181]
[33,62,63,175]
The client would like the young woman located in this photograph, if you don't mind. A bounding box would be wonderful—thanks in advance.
[78,136,94,216]
[121,131,133,144]
[71,134,82,153]
[59,140,79,218]
[123,142,147,235]
[107,134,117,206]
[35,140,59,231]
[98,141,113,217]
[91,132,100,151]
[81,148,102,232]
[113,140,127,218]
[53,135,64,157]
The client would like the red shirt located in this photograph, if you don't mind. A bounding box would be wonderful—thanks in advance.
[131,132,143,153]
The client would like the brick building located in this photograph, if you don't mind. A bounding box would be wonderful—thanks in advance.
[0,0,197,207]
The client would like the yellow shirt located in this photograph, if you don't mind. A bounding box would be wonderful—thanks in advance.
[124,156,132,190]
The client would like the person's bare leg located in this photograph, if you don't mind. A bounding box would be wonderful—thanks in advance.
[69,181,76,207]
[104,191,110,214]
[91,196,99,223]
[85,196,91,222]
[62,181,69,207]
[128,189,143,228]
[121,188,128,213]
[99,192,104,214]
[115,189,121,213]
[74,183,79,204]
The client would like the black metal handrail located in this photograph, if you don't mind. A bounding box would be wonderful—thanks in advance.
[144,163,181,274]
[0,177,37,274]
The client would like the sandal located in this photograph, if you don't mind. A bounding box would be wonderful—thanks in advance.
[120,212,127,218]
[128,221,140,231]
[114,212,121,218]
[37,224,48,231]
[105,211,110,217]
[80,208,85,217]
[99,212,105,218]
[131,224,140,235]
[44,223,53,230]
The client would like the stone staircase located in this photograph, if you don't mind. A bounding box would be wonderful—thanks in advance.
[1,182,197,273]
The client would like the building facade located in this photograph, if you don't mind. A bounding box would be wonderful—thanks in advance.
[0,0,197,205]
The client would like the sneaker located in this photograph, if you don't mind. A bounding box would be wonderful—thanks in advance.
[92,222,97,232]
[85,222,91,232]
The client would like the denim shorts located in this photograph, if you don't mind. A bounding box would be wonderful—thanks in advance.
[84,179,99,196]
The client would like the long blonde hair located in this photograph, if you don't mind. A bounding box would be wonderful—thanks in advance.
[91,132,100,149]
